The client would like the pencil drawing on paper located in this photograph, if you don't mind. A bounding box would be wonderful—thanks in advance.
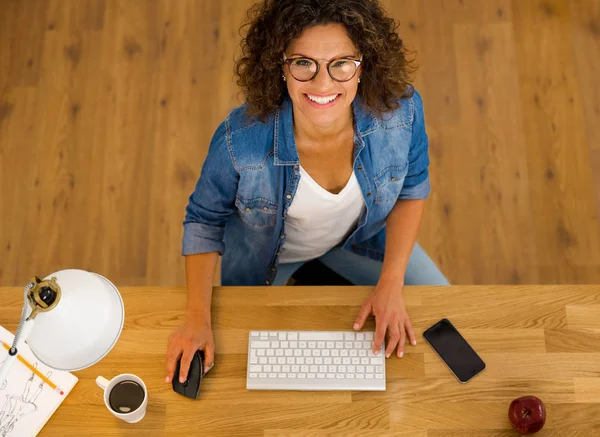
[0,361,52,436]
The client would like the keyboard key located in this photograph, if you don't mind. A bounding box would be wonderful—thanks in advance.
[281,341,289,348]
[259,357,267,364]
[294,349,302,357]
[250,357,258,364]
[326,341,334,349]
[249,373,258,378]
[278,374,287,378]
[301,365,309,373]
[268,357,276,364]
[257,349,266,356]
[252,341,270,348]
[365,332,374,340]
[306,357,314,365]
[327,374,335,379]
[315,357,323,365]
[297,357,305,365]
[282,365,290,373]
[342,357,350,365]
[277,357,286,365]
[249,365,262,372]
[348,365,355,373]
[352,358,360,365]
[375,374,384,379]
[334,358,341,365]
[288,373,297,378]
[276,350,284,356]
[259,373,267,378]
[350,350,358,357]
[278,333,286,340]
[331,350,340,357]
[299,341,307,349]
[356,333,364,341]
[264,365,272,372]
[324,357,332,365]
[357,366,365,373]
[328,365,337,373]
[308,373,316,379]
[310,365,318,373]
[376,366,383,374]
[366,366,374,374]
[335,342,343,349]
[290,341,298,348]
[291,365,299,373]
[347,374,355,379]
[266,349,275,356]
[251,332,259,337]
[299,332,343,341]
[322,349,330,357]
[271,341,279,348]
[288,333,298,340]
[371,357,384,365]
[313,350,321,357]
[286,357,294,364]
[308,341,316,349]
[345,342,353,349]
[354,341,362,349]
[336,374,345,379]
[298,374,306,379]
[317,341,325,349]
[339,365,346,373]
[273,365,281,372]
[344,332,355,340]
[319,365,327,373]
[340,350,349,357]
[285,349,293,357]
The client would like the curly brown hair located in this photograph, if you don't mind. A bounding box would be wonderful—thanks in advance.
[234,0,416,121]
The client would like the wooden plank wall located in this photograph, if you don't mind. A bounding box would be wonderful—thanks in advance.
[1,0,599,287]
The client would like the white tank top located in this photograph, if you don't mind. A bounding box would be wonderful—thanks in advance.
[279,165,365,264]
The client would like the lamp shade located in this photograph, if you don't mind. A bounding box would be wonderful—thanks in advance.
[25,269,125,371]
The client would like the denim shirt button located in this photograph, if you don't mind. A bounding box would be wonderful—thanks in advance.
[280,234,285,238]
[245,207,250,212]
[367,192,371,197]
[286,194,292,199]
[265,280,270,285]
[357,166,363,171]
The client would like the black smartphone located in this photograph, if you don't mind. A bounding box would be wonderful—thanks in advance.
[423,318,486,383]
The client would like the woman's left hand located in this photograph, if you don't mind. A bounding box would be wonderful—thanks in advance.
[353,281,416,358]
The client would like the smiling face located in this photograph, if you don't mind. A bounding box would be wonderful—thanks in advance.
[282,24,362,132]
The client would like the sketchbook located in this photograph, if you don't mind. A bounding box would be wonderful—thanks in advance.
[0,325,78,437]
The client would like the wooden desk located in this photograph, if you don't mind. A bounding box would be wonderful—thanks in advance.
[2,285,600,436]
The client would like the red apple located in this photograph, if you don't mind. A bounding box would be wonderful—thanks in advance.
[508,395,546,434]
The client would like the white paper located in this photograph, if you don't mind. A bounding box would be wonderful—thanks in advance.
[0,325,78,437]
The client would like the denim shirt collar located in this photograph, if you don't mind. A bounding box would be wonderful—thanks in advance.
[273,94,378,166]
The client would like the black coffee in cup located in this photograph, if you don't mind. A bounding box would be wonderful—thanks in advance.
[108,380,145,414]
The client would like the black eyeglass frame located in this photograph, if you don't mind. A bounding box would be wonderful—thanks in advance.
[281,53,363,82]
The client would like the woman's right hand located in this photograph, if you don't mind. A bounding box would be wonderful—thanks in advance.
[165,315,215,384]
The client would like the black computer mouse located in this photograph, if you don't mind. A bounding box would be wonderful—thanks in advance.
[172,350,204,399]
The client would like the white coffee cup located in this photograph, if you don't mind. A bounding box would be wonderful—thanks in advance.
[96,373,148,423]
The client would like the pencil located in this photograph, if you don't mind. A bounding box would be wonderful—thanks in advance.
[1,341,64,395]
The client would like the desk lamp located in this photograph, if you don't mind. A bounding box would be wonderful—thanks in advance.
[0,269,125,384]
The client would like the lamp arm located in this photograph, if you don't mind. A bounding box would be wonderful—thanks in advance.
[0,318,36,385]
[0,281,37,385]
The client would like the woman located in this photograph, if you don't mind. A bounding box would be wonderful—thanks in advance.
[165,0,449,385]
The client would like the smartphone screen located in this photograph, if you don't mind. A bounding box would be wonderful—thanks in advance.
[423,318,485,383]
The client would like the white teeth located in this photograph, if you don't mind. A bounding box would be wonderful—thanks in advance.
[306,94,338,105]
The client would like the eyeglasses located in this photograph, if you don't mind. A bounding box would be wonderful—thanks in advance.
[282,53,363,82]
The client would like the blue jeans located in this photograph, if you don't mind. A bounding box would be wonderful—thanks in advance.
[273,242,450,286]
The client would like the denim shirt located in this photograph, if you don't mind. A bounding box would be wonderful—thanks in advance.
[182,88,431,286]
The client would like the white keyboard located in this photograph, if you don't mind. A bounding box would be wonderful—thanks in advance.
[246,331,386,391]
